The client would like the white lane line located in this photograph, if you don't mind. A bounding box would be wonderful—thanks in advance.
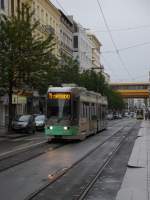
[0,141,46,158]
[12,137,45,142]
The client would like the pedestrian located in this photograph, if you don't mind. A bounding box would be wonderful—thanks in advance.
[145,112,148,120]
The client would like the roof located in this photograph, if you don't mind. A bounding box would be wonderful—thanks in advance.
[46,0,60,15]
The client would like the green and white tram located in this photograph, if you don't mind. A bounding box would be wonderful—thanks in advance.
[45,85,107,140]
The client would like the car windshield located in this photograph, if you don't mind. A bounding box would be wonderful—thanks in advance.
[17,115,30,122]
[35,115,45,121]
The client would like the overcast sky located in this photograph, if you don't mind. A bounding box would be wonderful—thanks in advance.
[51,0,150,82]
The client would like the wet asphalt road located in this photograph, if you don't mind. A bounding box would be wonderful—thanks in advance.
[0,118,138,200]
[85,122,141,200]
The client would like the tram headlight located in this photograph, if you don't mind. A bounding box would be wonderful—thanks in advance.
[64,126,68,130]
[50,126,53,130]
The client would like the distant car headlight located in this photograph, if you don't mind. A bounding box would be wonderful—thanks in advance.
[50,126,53,130]
[64,126,68,130]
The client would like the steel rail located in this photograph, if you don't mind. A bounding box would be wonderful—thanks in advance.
[77,124,136,200]
[0,142,64,172]
[0,119,127,172]
[25,122,132,200]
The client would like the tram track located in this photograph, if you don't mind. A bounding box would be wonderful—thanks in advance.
[0,120,127,173]
[0,142,64,172]
[77,132,129,200]
[25,120,136,200]
[76,122,139,200]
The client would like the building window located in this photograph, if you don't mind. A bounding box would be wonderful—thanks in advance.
[74,36,78,48]
[17,0,20,11]
[41,9,44,20]
[11,0,14,15]
[0,0,5,10]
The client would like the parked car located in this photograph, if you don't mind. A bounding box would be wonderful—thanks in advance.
[118,114,123,119]
[106,113,114,120]
[113,113,119,119]
[12,115,36,134]
[34,115,46,130]
[124,112,129,117]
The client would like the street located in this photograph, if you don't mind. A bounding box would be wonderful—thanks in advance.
[0,1,150,199]
[0,118,141,200]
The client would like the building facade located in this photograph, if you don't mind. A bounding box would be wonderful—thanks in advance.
[73,21,93,71]
[0,0,62,126]
[87,33,101,72]
[0,0,10,15]
[59,10,73,57]
[31,0,61,57]
[7,0,61,57]
[0,0,10,126]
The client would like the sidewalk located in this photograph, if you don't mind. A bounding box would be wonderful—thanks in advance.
[0,127,8,136]
[116,120,150,200]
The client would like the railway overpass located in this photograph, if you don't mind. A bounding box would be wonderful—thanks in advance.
[110,82,150,109]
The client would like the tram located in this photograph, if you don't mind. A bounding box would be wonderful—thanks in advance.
[45,84,107,140]
[136,109,144,120]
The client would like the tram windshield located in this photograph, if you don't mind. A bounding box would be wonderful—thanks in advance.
[47,93,71,120]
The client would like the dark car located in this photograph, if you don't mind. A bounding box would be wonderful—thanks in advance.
[34,115,46,130]
[12,115,36,134]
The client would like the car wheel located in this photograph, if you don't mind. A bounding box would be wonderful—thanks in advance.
[28,128,35,134]
[33,128,36,134]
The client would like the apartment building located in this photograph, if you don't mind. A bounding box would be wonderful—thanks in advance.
[87,33,102,72]
[7,0,61,56]
[0,0,10,15]
[73,21,93,71]
[59,10,73,57]
[0,0,62,126]
[31,0,61,57]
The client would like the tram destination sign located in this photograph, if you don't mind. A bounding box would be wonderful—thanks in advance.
[48,93,71,100]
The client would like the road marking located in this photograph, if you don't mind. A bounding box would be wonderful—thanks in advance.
[12,137,45,142]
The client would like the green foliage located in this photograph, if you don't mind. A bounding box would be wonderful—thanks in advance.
[0,4,57,128]
[79,69,125,110]
[52,57,125,110]
[51,54,80,85]
[0,4,57,93]
[104,86,125,110]
[79,69,107,94]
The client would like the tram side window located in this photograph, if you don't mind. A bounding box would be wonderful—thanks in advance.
[98,104,100,120]
[102,105,105,120]
[104,105,106,119]
[83,103,85,118]
[101,105,103,120]
[91,103,97,120]
[81,103,85,118]
[73,98,78,120]
[80,103,83,118]
[83,102,90,119]
[89,105,91,120]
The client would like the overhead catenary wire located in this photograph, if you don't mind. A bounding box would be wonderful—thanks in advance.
[101,54,124,82]
[96,0,134,81]
[91,24,150,33]
[102,41,150,54]
[52,0,69,15]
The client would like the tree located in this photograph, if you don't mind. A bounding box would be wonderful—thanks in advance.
[0,5,57,130]
[52,54,80,85]
[79,69,125,111]
[104,86,125,111]
[79,69,107,94]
